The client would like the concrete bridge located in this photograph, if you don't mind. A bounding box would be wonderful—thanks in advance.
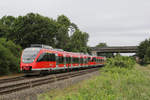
[91,46,138,56]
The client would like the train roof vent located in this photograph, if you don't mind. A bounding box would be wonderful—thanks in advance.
[54,49,64,51]
[31,44,53,49]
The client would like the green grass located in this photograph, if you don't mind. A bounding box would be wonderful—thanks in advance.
[38,56,150,100]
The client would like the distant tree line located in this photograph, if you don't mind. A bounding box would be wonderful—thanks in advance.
[137,38,150,65]
[0,13,89,75]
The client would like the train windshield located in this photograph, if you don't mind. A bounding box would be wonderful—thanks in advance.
[22,48,41,63]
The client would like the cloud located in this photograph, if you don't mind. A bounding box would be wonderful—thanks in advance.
[0,0,150,46]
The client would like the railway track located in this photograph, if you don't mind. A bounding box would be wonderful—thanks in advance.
[0,76,25,84]
[0,67,100,95]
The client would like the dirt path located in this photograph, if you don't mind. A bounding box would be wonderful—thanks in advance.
[0,74,24,80]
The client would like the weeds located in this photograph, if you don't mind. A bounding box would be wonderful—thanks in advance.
[39,56,150,100]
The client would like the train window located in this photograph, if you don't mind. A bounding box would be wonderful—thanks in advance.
[85,58,88,63]
[77,58,79,63]
[83,58,86,64]
[72,57,79,64]
[80,58,84,64]
[66,57,71,64]
[58,56,64,64]
[101,59,102,62]
[95,58,96,62]
[72,58,75,64]
[45,53,50,61]
[37,53,47,62]
[37,53,56,62]
[69,57,71,64]
[22,48,41,63]
[48,53,56,61]
[88,57,91,62]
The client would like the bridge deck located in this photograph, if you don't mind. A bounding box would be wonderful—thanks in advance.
[91,46,138,53]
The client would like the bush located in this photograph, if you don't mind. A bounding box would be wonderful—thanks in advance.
[0,38,22,75]
[105,55,136,69]
[137,38,150,65]
[39,60,149,100]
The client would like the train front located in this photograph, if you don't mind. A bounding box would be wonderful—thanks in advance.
[20,48,41,74]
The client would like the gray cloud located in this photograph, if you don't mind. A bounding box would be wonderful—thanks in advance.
[0,0,150,47]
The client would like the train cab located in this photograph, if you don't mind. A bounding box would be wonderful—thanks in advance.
[20,47,41,71]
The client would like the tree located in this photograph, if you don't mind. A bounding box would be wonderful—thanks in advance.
[143,47,150,64]
[68,30,89,53]
[137,38,150,64]
[96,43,107,47]
[55,15,71,50]
[57,15,70,28]
[9,13,58,48]
[0,38,21,75]
[69,23,78,36]
[0,16,16,38]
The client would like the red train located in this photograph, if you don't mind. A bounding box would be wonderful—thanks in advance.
[20,44,105,75]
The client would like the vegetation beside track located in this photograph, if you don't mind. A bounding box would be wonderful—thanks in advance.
[38,56,150,100]
[0,38,21,75]
[137,38,150,65]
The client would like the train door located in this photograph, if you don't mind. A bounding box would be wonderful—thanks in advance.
[88,57,91,66]
[48,53,56,68]
[80,57,84,67]
[83,56,87,67]
[57,54,65,68]
[55,53,58,69]
[66,56,71,68]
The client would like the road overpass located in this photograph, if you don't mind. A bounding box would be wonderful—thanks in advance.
[91,46,138,56]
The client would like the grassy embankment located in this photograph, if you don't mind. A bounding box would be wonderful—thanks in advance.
[39,56,150,100]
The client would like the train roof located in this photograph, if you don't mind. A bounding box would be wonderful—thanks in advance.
[28,44,104,58]
[31,44,53,49]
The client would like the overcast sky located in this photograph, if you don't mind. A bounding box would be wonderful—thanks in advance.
[0,0,150,47]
